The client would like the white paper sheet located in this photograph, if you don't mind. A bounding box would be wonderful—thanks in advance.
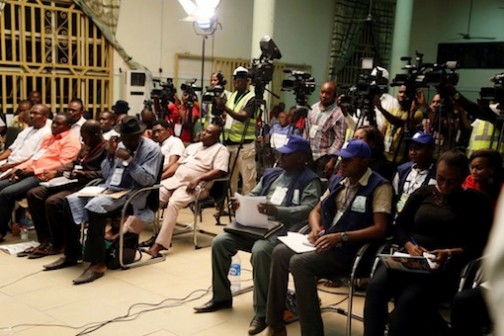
[234,193,269,228]
[278,232,316,253]
[0,241,40,255]
[39,176,78,188]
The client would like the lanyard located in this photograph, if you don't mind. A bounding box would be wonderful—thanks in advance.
[80,140,105,164]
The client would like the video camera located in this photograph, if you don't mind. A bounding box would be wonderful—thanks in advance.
[151,78,176,103]
[391,52,459,90]
[480,73,504,104]
[281,69,316,108]
[248,36,282,100]
[180,78,201,103]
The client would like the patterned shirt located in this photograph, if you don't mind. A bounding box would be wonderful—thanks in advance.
[305,101,346,160]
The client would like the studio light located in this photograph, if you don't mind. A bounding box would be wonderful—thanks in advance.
[178,0,221,32]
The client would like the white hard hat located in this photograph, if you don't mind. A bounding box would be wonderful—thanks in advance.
[233,66,249,78]
[371,66,389,80]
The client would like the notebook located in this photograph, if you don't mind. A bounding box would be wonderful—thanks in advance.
[224,221,283,241]
[378,252,438,274]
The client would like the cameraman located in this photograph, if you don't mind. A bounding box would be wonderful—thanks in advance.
[215,66,257,195]
[370,66,400,134]
[177,87,200,144]
[202,72,231,129]
[304,80,347,177]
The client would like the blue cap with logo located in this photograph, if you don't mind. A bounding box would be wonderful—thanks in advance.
[276,135,312,155]
[334,139,371,159]
[406,131,435,146]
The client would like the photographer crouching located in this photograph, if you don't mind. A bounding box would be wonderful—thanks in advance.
[214,66,258,195]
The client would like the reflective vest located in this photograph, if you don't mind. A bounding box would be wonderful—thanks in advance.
[224,90,256,142]
[467,119,504,155]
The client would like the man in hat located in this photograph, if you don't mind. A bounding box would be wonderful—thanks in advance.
[112,99,130,116]
[392,131,437,216]
[147,123,229,257]
[0,112,81,242]
[63,116,163,285]
[266,139,393,336]
[214,66,257,196]
[194,136,321,336]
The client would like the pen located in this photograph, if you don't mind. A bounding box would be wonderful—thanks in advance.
[410,236,419,246]
[317,229,325,237]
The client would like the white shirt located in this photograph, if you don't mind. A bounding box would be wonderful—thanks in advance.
[103,128,120,141]
[392,164,435,196]
[160,136,185,166]
[7,120,52,164]
[71,116,87,140]
[375,93,399,134]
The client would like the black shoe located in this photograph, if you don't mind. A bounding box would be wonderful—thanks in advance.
[193,299,232,313]
[248,316,267,335]
[139,234,157,248]
[72,268,104,285]
[43,257,81,271]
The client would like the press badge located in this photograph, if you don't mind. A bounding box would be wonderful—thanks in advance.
[174,124,182,137]
[110,167,124,186]
[32,149,47,160]
[351,195,367,213]
[270,187,287,205]
[73,165,83,171]
[309,125,319,138]
[292,189,300,205]
[396,193,408,213]
[384,136,392,152]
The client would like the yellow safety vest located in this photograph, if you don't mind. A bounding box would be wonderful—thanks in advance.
[224,90,256,142]
[467,119,504,155]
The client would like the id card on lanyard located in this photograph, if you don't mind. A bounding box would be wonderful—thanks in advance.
[110,167,125,186]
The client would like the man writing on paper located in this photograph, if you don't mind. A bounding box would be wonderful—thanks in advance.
[64,117,162,284]
[194,136,321,336]
[266,139,393,336]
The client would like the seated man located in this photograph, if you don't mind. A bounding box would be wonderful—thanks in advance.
[392,131,436,216]
[0,103,52,172]
[194,136,321,335]
[140,119,185,248]
[98,110,119,140]
[0,112,80,242]
[23,120,108,260]
[65,117,163,284]
[266,140,393,336]
[147,124,229,256]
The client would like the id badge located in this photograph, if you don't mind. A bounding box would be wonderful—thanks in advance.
[309,125,319,139]
[270,187,287,206]
[110,167,124,186]
[73,164,83,171]
[32,149,47,160]
[174,124,182,137]
[396,193,409,213]
[351,195,367,213]
[224,115,234,130]
[384,136,392,153]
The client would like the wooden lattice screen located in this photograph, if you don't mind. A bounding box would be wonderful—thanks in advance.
[0,0,113,118]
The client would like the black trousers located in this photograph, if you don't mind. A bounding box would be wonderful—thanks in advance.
[364,265,456,336]
[83,211,108,264]
[27,185,82,248]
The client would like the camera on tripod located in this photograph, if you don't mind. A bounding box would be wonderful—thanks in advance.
[180,78,201,103]
[248,36,282,100]
[151,78,176,102]
[281,69,316,107]
[480,73,504,105]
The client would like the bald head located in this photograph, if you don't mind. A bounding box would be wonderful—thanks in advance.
[319,81,336,108]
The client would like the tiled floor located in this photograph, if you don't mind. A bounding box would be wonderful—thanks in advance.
[0,209,365,336]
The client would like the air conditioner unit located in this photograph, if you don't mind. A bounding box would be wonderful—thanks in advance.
[122,70,153,116]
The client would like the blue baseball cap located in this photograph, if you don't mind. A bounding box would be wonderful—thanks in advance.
[406,131,435,146]
[334,139,371,159]
[276,135,312,155]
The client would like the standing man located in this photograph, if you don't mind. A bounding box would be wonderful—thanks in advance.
[67,98,87,139]
[305,81,347,177]
[370,66,399,134]
[66,117,162,284]
[266,140,393,336]
[215,66,257,195]
[194,136,321,335]
[0,112,81,241]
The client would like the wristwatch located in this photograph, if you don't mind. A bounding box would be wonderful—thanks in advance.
[340,232,350,244]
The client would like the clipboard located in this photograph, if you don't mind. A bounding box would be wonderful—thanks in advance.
[224,221,283,241]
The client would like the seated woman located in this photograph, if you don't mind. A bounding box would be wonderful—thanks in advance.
[463,148,503,205]
[363,149,494,336]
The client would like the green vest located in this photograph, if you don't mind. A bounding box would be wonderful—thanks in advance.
[224,90,256,142]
